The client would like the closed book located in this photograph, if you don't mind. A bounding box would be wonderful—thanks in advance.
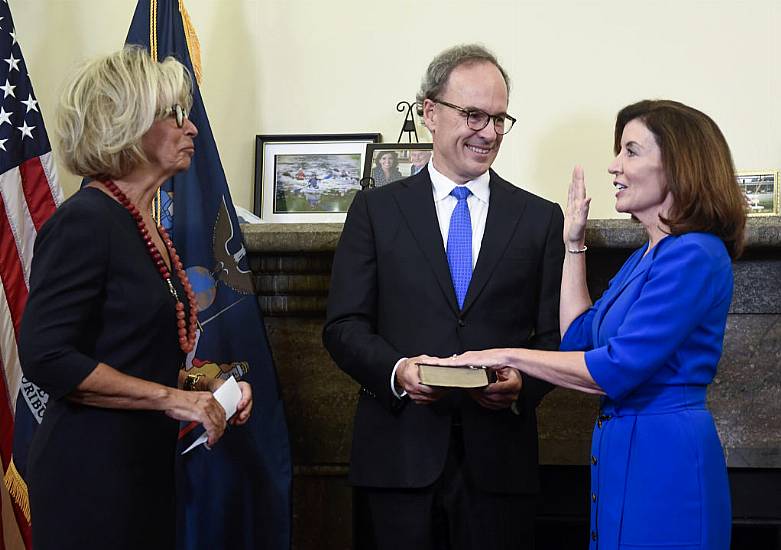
[417,363,490,388]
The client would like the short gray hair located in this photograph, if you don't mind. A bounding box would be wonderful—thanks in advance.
[56,45,193,180]
[415,44,510,116]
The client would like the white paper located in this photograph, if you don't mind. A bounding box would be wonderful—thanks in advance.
[181,376,242,455]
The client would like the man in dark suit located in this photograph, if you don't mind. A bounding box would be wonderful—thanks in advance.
[323,44,564,549]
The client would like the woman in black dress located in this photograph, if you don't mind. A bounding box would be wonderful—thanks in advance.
[18,46,253,549]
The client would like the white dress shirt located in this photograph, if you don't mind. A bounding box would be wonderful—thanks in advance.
[428,159,490,270]
[391,159,491,399]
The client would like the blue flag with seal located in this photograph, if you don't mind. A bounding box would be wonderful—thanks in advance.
[125,2,291,548]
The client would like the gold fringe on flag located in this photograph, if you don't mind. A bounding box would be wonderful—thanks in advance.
[178,0,202,85]
[149,0,158,61]
[4,459,31,522]
[153,188,162,225]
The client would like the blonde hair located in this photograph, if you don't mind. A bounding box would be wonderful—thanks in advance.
[56,45,193,180]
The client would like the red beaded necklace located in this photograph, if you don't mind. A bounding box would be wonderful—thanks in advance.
[104,180,198,354]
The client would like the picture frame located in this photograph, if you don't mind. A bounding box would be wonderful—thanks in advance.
[254,133,381,222]
[362,143,433,188]
[737,171,779,217]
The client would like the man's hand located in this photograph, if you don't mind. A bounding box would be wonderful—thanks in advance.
[468,367,522,410]
[395,355,449,405]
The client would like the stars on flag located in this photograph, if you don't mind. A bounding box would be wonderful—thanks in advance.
[21,93,37,113]
[0,15,50,161]
[4,52,19,72]
[16,120,33,139]
[1,78,15,97]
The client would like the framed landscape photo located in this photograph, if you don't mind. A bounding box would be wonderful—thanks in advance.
[737,171,779,217]
[254,133,381,222]
[362,143,433,188]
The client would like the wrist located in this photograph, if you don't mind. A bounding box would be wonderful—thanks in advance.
[154,385,176,411]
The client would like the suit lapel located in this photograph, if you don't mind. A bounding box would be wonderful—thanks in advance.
[461,172,526,313]
[393,169,460,314]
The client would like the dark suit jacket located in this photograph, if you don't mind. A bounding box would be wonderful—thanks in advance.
[323,167,564,494]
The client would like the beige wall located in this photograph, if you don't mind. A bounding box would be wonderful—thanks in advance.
[11,0,781,219]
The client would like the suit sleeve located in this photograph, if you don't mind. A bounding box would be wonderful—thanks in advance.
[585,238,726,401]
[322,190,404,411]
[520,203,565,409]
[19,204,108,400]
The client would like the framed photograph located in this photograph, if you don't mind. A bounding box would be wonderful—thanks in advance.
[737,171,779,217]
[362,143,433,188]
[254,133,381,222]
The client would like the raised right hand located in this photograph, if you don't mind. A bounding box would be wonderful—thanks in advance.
[564,166,591,247]
[165,390,227,447]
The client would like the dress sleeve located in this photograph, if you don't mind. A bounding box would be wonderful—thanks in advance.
[559,306,597,351]
[584,237,726,401]
[560,249,640,352]
[19,202,109,399]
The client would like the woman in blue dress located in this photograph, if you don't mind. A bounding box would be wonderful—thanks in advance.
[429,99,746,549]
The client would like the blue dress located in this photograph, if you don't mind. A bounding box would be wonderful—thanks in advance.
[560,232,732,550]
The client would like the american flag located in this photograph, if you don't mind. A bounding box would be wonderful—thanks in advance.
[0,1,62,547]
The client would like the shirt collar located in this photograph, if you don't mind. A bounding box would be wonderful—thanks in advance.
[428,159,490,204]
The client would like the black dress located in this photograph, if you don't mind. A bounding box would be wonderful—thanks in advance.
[19,188,186,550]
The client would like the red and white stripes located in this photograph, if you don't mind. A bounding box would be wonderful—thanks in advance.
[0,152,61,452]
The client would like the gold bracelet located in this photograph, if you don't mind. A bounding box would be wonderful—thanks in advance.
[567,245,588,254]
[183,373,204,391]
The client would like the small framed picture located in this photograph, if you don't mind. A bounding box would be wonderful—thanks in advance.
[362,143,433,188]
[737,171,779,217]
[254,133,381,222]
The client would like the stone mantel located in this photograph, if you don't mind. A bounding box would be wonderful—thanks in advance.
[243,217,780,472]
[242,217,781,253]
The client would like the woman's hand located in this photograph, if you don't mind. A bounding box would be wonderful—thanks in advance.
[165,389,227,447]
[564,166,591,248]
[427,349,510,370]
[194,376,252,426]
[231,381,253,426]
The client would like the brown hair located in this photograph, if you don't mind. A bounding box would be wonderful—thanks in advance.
[614,100,746,258]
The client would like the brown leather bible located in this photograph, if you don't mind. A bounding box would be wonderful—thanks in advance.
[416,363,493,388]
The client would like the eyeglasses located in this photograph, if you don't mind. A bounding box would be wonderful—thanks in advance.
[170,104,189,128]
[433,99,516,135]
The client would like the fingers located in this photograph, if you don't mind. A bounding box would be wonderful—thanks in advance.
[200,394,227,447]
[469,368,521,410]
[567,166,588,207]
[399,356,448,405]
[231,382,253,426]
[571,165,585,196]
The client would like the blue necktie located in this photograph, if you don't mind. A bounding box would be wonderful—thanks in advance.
[447,186,472,309]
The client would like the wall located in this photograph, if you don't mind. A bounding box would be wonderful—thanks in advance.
[11,0,781,218]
